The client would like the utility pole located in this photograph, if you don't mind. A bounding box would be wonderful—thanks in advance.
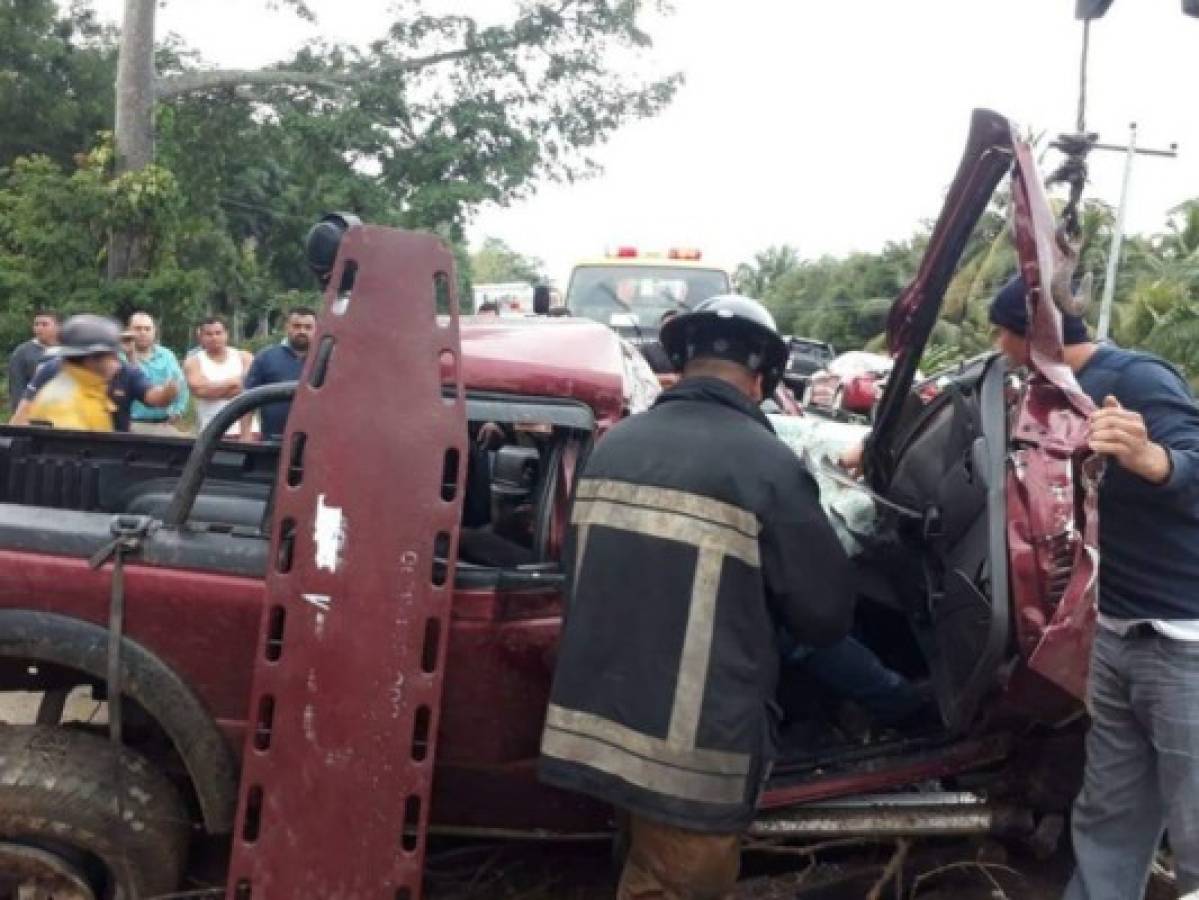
[1095,124,1178,340]
[1049,17,1178,341]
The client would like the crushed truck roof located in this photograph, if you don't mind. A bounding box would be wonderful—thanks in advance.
[458,316,630,423]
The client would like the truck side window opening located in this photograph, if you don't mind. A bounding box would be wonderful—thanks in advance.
[456,421,555,569]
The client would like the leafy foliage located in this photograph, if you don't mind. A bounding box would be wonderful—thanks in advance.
[734,245,800,300]
[742,192,1199,382]
[470,237,544,285]
[1112,200,1199,381]
[0,0,679,373]
[0,1,116,166]
[0,143,208,352]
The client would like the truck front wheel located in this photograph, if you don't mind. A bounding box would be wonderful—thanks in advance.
[0,725,189,899]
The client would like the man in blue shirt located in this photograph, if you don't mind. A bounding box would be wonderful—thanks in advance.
[988,277,1199,900]
[243,307,317,441]
[125,312,188,434]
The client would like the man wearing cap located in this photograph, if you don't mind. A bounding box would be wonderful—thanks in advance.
[539,295,853,898]
[7,310,60,412]
[125,311,189,435]
[986,276,1199,900]
[12,327,179,431]
[21,315,125,431]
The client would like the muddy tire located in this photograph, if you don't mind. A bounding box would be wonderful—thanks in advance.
[0,725,189,899]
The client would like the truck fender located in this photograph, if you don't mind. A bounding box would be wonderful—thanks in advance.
[0,609,237,834]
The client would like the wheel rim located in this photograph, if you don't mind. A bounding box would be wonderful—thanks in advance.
[0,842,97,900]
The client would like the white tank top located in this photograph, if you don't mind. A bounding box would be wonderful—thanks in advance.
[195,350,248,436]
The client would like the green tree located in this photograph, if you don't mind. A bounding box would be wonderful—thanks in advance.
[0,1,682,358]
[762,240,923,350]
[0,143,206,352]
[470,237,544,285]
[108,0,682,277]
[0,0,116,167]
[734,245,800,299]
[1113,200,1199,380]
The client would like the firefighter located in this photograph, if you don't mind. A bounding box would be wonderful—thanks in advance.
[539,295,853,899]
[23,315,124,432]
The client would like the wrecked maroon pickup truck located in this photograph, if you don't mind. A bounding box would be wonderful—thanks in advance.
[0,109,1098,899]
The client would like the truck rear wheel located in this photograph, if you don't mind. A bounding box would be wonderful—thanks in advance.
[0,725,189,899]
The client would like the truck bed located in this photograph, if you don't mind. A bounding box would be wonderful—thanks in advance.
[0,426,276,577]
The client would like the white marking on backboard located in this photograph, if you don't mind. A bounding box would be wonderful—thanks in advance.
[303,593,332,613]
[313,495,346,573]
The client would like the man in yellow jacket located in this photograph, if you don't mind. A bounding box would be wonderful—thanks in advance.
[25,315,123,432]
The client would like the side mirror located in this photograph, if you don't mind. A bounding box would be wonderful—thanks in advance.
[305,212,363,291]
[533,285,551,316]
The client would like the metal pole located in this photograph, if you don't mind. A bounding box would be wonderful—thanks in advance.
[1077,20,1091,134]
[1098,123,1138,341]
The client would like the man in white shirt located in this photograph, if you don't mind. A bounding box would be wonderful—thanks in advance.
[183,317,254,439]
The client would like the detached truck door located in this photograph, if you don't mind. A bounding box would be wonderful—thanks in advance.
[226,226,467,899]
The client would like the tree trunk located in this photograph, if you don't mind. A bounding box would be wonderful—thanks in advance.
[109,0,157,279]
[230,295,243,345]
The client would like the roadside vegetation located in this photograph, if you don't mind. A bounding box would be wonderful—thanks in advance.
[0,0,677,360]
[739,194,1199,383]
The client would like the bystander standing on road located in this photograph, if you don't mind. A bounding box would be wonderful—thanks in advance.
[980,277,1199,900]
[125,311,188,435]
[184,316,254,438]
[243,307,317,441]
[539,296,852,899]
[23,315,123,432]
[7,310,60,412]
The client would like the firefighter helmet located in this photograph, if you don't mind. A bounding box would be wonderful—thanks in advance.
[659,294,789,395]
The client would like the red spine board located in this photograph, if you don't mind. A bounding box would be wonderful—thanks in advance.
[226,226,466,899]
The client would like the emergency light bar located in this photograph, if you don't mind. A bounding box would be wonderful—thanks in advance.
[605,247,704,261]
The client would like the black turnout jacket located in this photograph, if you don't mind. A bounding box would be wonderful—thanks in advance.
[539,377,852,833]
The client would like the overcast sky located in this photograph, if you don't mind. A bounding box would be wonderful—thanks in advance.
[91,0,1197,286]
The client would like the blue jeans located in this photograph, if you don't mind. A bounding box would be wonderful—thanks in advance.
[784,636,927,727]
[1064,627,1199,899]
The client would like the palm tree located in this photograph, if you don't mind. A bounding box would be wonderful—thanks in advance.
[734,245,801,300]
[1115,201,1199,379]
